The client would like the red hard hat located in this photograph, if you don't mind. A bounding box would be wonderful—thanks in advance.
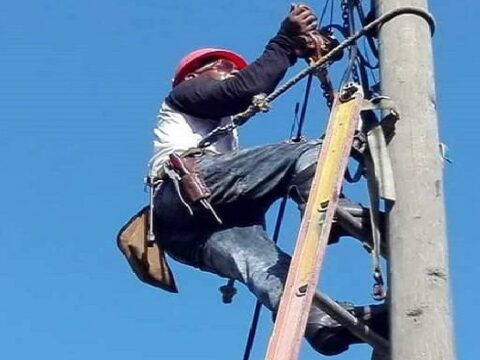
[172,48,248,87]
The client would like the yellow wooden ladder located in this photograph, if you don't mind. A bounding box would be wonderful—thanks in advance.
[264,82,389,360]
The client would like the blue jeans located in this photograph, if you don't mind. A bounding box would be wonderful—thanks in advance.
[154,141,342,337]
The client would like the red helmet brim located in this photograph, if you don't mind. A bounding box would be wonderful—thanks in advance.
[172,48,247,87]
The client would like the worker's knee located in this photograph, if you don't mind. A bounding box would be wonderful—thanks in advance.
[294,140,321,174]
[247,253,291,311]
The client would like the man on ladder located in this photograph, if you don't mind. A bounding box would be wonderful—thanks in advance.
[119,3,387,356]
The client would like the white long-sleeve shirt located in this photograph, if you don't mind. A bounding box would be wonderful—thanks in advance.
[148,101,238,176]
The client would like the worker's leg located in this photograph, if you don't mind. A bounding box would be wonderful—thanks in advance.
[198,224,387,356]
[199,225,343,331]
[194,142,387,354]
[153,183,369,356]
[199,224,289,310]
[289,143,381,247]
[197,141,375,248]
[197,141,317,210]
[154,142,386,355]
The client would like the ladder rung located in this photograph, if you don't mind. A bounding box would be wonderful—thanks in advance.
[313,293,390,355]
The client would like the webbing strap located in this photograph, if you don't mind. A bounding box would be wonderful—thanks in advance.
[365,155,386,300]
[362,107,397,300]
[367,121,396,202]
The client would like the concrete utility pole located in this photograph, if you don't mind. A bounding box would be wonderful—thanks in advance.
[374,1,456,359]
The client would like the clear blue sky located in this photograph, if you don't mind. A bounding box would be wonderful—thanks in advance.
[1,1,478,359]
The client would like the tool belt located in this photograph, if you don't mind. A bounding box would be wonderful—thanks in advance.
[117,149,221,293]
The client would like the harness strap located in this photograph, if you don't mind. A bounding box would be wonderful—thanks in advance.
[366,118,396,202]
[364,154,386,301]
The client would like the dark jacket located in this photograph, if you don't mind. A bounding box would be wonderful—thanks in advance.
[166,33,298,119]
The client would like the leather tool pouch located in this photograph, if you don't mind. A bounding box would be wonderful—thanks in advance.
[117,206,178,293]
[169,153,211,203]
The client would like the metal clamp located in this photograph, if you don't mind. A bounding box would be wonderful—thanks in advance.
[372,269,387,301]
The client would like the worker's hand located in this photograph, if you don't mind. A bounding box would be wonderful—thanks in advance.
[296,30,343,63]
[279,4,318,38]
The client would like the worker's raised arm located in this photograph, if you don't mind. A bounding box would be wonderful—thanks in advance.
[166,5,318,119]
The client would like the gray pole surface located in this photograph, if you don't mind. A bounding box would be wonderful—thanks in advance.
[374,1,456,359]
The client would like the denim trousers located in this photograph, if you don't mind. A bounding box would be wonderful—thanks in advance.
[154,140,342,336]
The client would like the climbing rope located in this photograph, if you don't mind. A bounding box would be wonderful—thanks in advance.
[293,74,314,141]
[198,6,435,149]
[318,0,333,27]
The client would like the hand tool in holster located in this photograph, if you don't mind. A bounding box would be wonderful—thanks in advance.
[145,175,163,245]
[168,153,222,224]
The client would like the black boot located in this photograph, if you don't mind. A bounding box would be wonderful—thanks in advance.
[306,303,388,356]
